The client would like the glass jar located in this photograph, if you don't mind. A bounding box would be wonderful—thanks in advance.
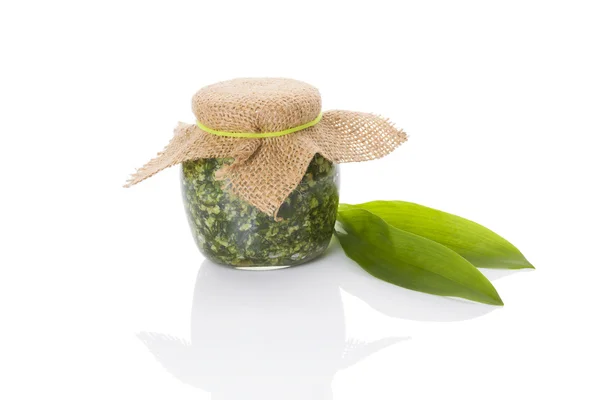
[181,154,340,269]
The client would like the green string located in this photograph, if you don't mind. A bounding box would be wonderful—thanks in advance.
[196,113,323,138]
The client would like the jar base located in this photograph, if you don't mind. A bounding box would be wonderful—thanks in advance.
[233,264,295,271]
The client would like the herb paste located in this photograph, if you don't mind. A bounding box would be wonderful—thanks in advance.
[181,154,340,268]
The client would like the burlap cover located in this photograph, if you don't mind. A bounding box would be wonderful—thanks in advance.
[125,78,407,218]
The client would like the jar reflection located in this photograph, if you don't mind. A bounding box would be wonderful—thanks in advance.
[138,256,404,400]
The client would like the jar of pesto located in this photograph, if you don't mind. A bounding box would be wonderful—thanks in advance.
[181,154,340,269]
[126,78,407,269]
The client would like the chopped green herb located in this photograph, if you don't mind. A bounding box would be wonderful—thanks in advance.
[181,154,340,267]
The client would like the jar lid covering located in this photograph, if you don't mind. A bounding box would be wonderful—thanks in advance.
[126,78,407,218]
[192,78,322,133]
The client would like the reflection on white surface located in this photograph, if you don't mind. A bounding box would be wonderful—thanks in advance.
[138,241,500,399]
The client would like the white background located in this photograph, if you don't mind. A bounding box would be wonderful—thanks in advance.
[1,1,599,399]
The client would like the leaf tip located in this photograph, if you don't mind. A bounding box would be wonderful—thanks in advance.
[480,290,504,306]
[486,288,504,306]
[511,258,535,270]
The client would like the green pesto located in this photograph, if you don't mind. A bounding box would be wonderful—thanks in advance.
[181,154,340,268]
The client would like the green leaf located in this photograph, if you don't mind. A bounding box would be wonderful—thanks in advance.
[335,208,504,306]
[339,201,533,270]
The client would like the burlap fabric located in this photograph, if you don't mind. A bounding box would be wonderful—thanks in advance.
[125,78,407,217]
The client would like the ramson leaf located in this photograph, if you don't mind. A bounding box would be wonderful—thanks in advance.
[339,201,533,270]
[335,208,503,306]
